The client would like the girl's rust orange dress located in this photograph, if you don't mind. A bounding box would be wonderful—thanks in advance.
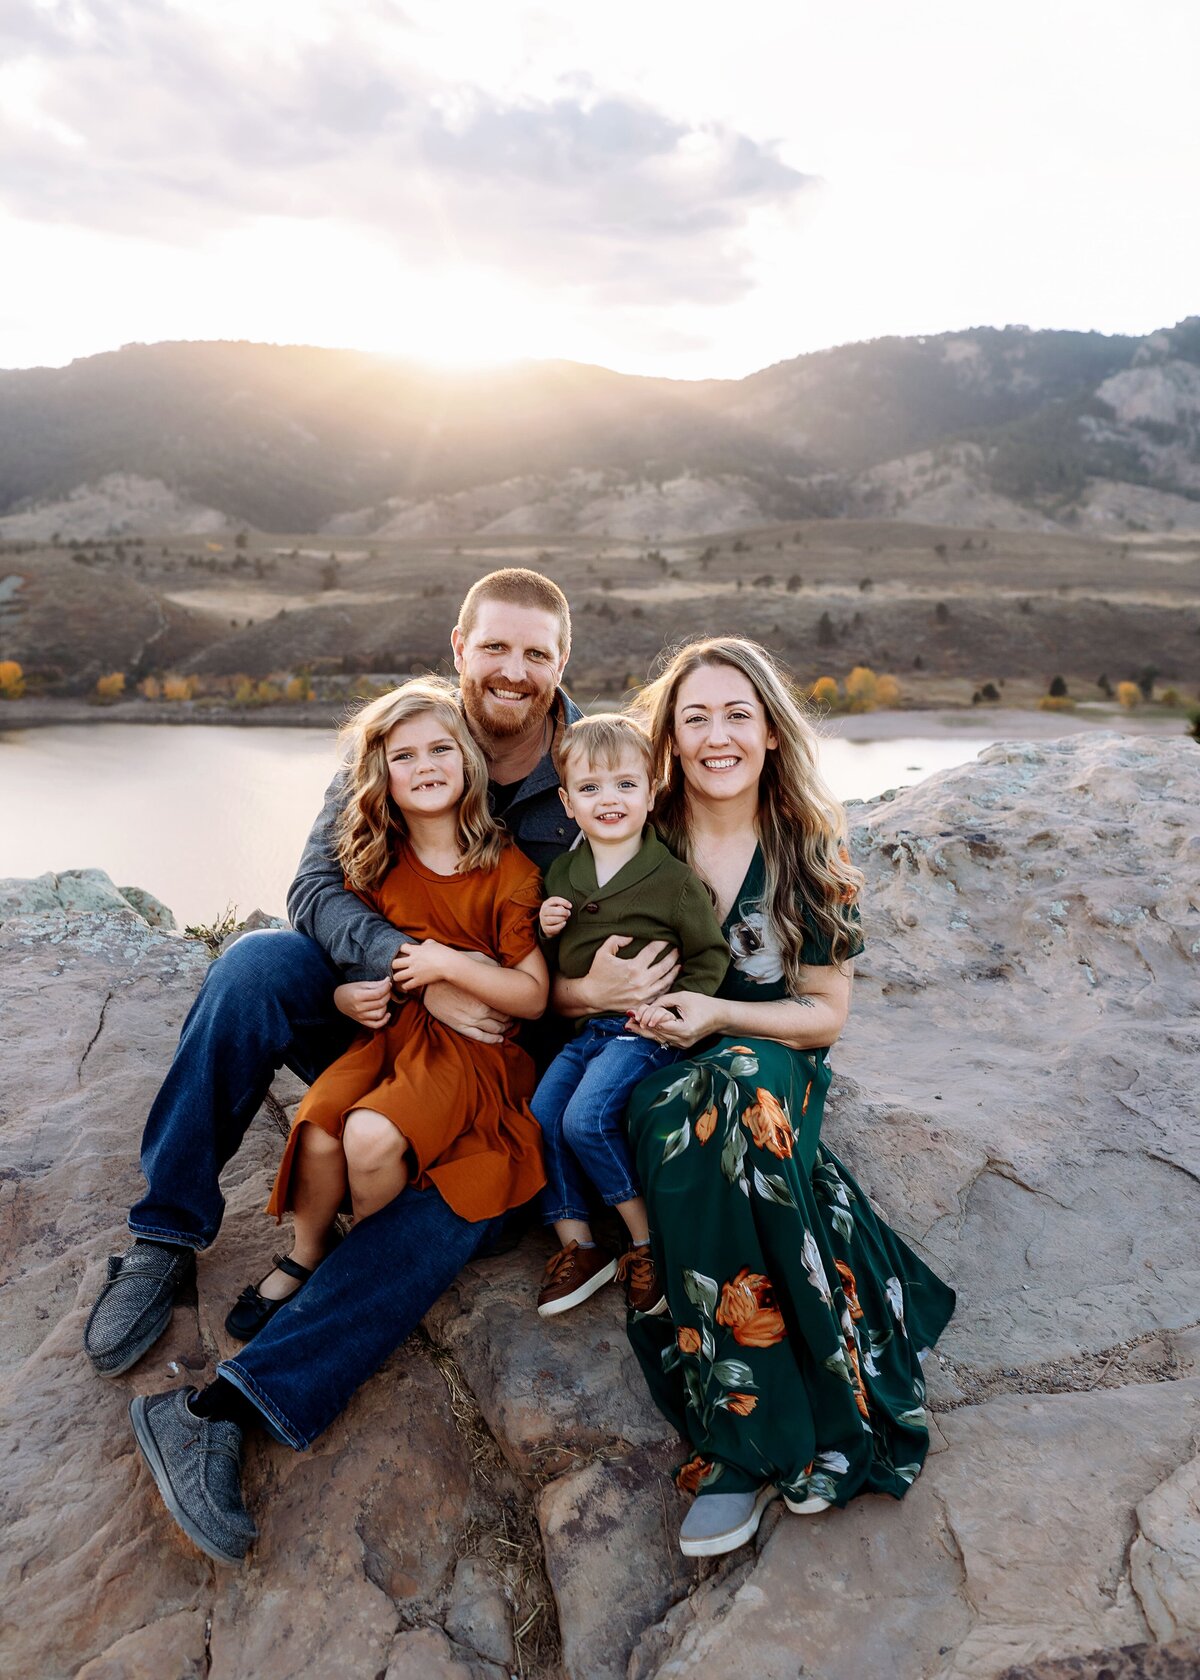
[266,843,547,1224]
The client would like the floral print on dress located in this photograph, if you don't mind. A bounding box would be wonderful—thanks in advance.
[625,845,953,1511]
[726,905,785,984]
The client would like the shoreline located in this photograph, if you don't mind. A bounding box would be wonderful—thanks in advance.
[0,697,1191,743]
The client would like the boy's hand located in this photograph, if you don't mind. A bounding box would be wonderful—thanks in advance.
[539,896,574,937]
[628,991,724,1048]
[333,978,393,1029]
[393,939,451,992]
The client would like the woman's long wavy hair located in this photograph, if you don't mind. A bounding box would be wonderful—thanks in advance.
[634,638,864,981]
[335,676,504,890]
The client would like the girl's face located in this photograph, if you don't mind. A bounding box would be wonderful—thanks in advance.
[671,664,777,805]
[384,712,466,819]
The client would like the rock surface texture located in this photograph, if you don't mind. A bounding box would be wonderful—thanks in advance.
[1,731,1198,1680]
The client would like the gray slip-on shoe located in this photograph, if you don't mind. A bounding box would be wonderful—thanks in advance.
[129,1389,257,1567]
[84,1243,196,1376]
[678,1485,779,1557]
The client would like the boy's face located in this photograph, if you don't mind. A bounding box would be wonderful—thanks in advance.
[558,749,653,843]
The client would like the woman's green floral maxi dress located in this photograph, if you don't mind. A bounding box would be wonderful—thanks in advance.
[627,849,955,1507]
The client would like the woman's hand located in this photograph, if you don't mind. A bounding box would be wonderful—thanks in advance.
[627,991,727,1049]
[392,939,452,992]
[538,895,573,938]
[333,978,393,1030]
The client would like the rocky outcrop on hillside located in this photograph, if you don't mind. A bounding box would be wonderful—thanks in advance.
[0,473,230,541]
[2,732,1198,1679]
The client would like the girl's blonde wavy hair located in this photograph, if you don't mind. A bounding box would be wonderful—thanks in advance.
[633,638,864,983]
[335,676,505,890]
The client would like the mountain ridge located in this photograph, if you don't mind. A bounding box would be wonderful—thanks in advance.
[2,320,1198,537]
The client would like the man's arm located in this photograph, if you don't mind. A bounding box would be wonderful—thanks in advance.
[286,767,408,981]
[552,937,681,1018]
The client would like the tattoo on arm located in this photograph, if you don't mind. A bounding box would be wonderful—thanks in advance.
[790,995,817,1008]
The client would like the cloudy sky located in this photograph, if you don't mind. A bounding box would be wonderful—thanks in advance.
[2,0,1198,377]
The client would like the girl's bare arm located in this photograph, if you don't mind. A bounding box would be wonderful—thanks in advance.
[394,940,549,1020]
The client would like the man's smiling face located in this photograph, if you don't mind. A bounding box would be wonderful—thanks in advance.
[452,601,568,743]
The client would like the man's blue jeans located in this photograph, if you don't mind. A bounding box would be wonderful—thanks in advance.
[532,1016,678,1225]
[127,927,504,1449]
[129,929,355,1249]
[219,1188,503,1448]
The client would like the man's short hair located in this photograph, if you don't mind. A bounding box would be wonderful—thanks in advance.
[457,569,571,659]
[554,712,654,783]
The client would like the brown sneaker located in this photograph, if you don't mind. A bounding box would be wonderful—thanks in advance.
[536,1241,617,1318]
[616,1244,668,1316]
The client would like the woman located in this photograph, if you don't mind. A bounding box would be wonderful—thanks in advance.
[625,638,954,1558]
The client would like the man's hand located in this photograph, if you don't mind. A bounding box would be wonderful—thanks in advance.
[558,936,681,1018]
[333,979,393,1030]
[419,951,514,1045]
[539,895,573,938]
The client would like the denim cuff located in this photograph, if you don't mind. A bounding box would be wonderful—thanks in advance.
[127,1217,206,1251]
[217,1358,306,1450]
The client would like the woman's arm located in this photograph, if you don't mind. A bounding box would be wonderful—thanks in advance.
[393,940,549,1021]
[632,961,853,1052]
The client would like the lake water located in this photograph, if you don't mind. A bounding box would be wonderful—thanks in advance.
[0,724,999,927]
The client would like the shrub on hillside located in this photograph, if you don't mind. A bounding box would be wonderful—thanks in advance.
[1116,681,1140,709]
[162,674,197,701]
[139,676,161,700]
[95,672,125,700]
[1038,695,1076,712]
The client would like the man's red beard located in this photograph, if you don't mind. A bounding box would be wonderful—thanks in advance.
[460,672,556,742]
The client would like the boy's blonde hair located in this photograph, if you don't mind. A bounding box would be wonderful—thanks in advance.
[335,676,505,890]
[554,712,654,785]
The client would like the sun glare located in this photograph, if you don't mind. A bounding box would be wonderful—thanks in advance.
[370,267,561,370]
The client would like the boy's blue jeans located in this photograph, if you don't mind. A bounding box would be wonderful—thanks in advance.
[125,927,503,1449]
[533,1015,678,1226]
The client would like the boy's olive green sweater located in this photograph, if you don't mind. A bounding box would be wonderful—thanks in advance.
[543,826,728,1025]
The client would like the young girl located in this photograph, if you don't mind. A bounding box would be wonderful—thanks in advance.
[225,676,549,1339]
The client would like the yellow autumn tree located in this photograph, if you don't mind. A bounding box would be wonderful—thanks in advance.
[1116,681,1140,709]
[0,659,25,699]
[139,676,161,700]
[285,673,314,702]
[875,673,901,708]
[162,674,197,701]
[844,665,878,712]
[95,671,125,700]
[809,676,838,708]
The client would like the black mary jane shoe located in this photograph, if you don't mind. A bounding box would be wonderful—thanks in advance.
[224,1253,314,1342]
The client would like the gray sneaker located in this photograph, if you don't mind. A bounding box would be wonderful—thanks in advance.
[678,1485,778,1557]
[129,1389,257,1566]
[84,1243,196,1376]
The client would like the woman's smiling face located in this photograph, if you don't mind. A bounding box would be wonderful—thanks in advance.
[671,663,777,803]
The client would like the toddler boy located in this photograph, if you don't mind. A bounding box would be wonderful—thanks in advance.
[533,713,728,1318]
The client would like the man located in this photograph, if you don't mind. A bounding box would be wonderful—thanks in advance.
[84,567,678,1566]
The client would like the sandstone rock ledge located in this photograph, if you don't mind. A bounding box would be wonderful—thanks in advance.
[1,732,1198,1680]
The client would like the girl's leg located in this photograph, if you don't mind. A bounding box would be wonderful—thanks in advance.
[343,1107,409,1221]
[258,1124,346,1302]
